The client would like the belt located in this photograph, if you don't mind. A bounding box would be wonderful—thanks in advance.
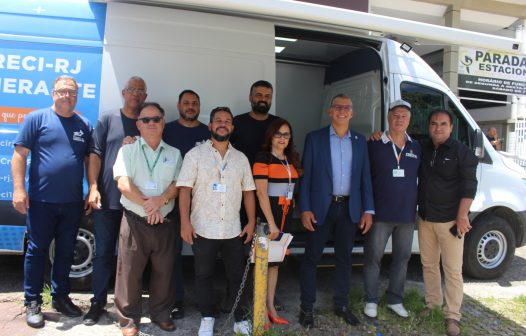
[332,195,349,203]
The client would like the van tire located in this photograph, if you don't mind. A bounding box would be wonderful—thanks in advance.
[48,215,95,291]
[463,215,515,280]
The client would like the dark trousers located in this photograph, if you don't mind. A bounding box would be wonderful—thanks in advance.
[192,235,248,322]
[300,202,357,310]
[91,208,122,304]
[114,210,176,326]
[168,206,184,303]
[24,200,83,305]
[363,221,415,304]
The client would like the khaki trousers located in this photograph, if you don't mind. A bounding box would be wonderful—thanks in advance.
[418,217,464,321]
[114,210,176,327]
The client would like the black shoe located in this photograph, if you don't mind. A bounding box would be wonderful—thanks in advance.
[334,306,360,326]
[52,297,82,317]
[274,295,285,311]
[83,301,106,325]
[170,301,185,320]
[299,308,314,328]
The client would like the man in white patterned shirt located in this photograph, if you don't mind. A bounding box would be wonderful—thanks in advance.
[177,107,256,336]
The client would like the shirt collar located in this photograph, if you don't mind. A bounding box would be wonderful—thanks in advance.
[139,137,166,152]
[330,125,351,138]
[381,130,413,144]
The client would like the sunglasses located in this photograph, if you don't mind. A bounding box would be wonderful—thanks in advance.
[138,116,163,124]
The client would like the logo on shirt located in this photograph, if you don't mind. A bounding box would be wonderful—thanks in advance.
[405,150,418,159]
[73,130,85,142]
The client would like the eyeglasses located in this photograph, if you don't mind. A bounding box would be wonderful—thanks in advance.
[331,104,352,112]
[126,87,147,95]
[138,116,163,124]
[54,89,78,97]
[273,132,291,139]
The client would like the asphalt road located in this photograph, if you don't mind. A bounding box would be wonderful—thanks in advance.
[0,246,525,335]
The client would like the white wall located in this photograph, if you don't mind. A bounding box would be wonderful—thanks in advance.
[100,2,275,122]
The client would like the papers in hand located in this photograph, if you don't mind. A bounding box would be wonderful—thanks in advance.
[251,232,293,263]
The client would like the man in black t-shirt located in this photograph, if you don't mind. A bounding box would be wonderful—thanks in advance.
[163,90,210,320]
[84,76,147,326]
[231,80,278,165]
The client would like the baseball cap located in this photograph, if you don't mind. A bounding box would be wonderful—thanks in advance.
[389,99,411,111]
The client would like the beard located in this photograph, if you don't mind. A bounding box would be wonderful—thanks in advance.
[180,109,198,122]
[251,101,270,115]
[211,128,231,142]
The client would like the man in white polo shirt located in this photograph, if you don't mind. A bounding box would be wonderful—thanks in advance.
[113,102,182,336]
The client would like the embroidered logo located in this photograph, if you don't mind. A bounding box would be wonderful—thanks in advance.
[405,150,418,159]
[73,130,85,142]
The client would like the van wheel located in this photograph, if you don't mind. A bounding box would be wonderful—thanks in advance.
[48,215,95,290]
[463,215,515,280]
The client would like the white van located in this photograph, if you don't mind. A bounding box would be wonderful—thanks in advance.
[1,0,524,285]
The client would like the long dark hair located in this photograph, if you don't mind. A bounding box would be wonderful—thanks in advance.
[261,118,301,170]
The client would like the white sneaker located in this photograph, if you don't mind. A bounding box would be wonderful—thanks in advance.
[364,302,378,318]
[388,303,409,318]
[233,320,251,335]
[198,317,215,336]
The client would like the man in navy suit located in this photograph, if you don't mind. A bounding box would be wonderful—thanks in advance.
[299,93,374,328]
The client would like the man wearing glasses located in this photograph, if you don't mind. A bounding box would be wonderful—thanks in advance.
[299,93,374,328]
[12,75,92,328]
[113,102,182,336]
[177,107,256,336]
[84,76,147,326]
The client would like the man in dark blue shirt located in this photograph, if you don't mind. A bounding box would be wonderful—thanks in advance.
[162,89,210,319]
[83,76,148,326]
[12,75,92,328]
[364,100,421,319]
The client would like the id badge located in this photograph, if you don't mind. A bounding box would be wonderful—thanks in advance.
[286,191,293,200]
[143,180,158,190]
[212,182,227,193]
[392,169,405,177]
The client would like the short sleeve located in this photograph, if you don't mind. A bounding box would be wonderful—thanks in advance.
[252,151,270,180]
[14,111,39,150]
[113,145,130,180]
[176,151,198,188]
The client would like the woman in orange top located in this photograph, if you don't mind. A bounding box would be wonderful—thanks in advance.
[253,118,300,325]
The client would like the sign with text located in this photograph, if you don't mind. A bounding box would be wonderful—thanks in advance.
[458,47,526,96]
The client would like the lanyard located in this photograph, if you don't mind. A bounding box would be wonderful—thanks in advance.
[140,139,163,177]
[213,148,229,178]
[388,134,405,169]
[272,152,292,184]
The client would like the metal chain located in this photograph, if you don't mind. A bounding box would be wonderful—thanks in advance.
[219,232,257,335]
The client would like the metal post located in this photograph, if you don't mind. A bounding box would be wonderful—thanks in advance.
[253,220,269,335]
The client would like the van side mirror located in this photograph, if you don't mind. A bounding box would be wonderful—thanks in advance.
[473,129,485,159]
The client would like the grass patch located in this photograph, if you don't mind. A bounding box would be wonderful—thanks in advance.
[472,295,526,328]
[42,283,52,308]
[348,286,447,335]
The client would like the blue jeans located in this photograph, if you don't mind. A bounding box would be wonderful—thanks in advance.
[91,208,122,304]
[363,221,415,304]
[24,201,83,305]
[300,202,357,310]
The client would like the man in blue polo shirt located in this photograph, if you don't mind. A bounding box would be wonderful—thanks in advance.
[12,75,92,328]
[363,99,420,319]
